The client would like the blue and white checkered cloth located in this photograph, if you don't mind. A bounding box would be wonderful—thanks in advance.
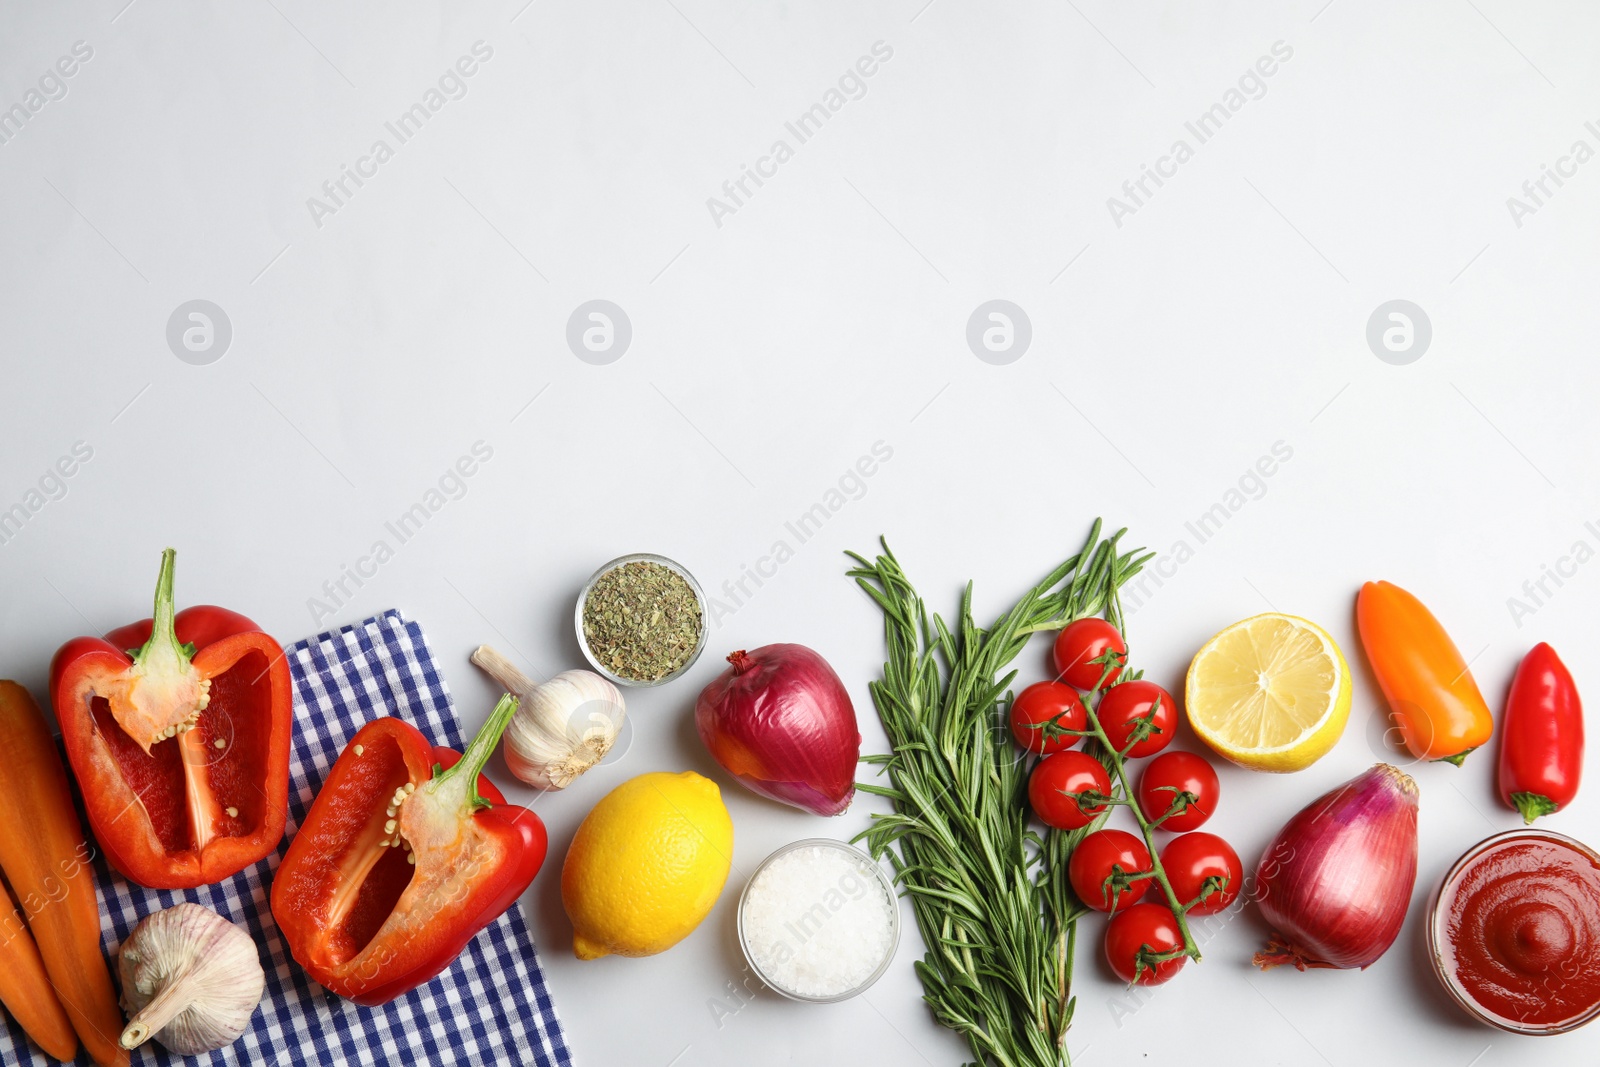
[0,609,572,1067]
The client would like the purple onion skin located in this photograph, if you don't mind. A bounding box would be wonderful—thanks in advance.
[1253,763,1420,971]
[695,644,861,816]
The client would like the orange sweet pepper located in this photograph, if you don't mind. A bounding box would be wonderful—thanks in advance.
[1356,580,1494,765]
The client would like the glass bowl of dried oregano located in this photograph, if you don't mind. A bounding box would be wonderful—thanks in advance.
[575,553,708,688]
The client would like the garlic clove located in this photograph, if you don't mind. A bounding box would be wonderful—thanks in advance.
[118,903,265,1055]
[470,646,626,791]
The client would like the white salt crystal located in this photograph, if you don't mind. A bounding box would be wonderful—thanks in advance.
[742,844,897,999]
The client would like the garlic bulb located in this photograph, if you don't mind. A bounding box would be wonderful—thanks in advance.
[118,903,265,1055]
[470,645,625,789]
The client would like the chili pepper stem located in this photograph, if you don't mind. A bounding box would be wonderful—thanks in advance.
[119,959,204,1048]
[1510,791,1559,824]
[428,694,520,811]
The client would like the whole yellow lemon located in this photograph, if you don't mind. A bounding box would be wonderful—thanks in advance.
[562,770,733,959]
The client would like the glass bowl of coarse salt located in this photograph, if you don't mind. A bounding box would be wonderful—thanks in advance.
[737,838,901,1003]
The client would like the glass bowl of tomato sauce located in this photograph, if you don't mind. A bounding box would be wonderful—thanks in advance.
[1429,828,1600,1035]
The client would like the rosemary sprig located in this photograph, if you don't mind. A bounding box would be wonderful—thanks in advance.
[848,521,1199,1067]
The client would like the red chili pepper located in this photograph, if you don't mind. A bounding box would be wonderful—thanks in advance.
[49,549,292,889]
[270,696,547,1005]
[1498,642,1583,824]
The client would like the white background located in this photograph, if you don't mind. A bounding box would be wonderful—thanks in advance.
[3,2,1599,1065]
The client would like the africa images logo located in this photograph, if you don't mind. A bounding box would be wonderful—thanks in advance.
[1105,41,1294,228]
[306,42,494,229]
[0,40,93,148]
[705,41,894,228]
[1504,117,1600,229]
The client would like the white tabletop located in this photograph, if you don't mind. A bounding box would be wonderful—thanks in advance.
[3,3,1598,1065]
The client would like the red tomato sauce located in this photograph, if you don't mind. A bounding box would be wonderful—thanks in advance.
[1437,833,1600,1032]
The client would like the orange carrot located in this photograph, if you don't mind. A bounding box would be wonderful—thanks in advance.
[0,878,78,1061]
[0,681,127,1067]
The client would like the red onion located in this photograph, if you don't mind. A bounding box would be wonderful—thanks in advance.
[694,644,861,816]
[1253,763,1419,971]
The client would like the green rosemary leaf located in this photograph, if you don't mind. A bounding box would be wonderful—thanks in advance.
[850,523,1153,1067]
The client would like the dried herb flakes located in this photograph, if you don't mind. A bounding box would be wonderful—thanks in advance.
[582,561,702,682]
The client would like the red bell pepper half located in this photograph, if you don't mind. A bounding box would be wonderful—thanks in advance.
[50,548,292,889]
[1498,642,1583,824]
[270,695,547,1005]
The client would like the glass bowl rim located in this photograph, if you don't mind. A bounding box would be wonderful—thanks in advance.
[573,552,708,688]
[1427,826,1600,1036]
[736,837,902,1004]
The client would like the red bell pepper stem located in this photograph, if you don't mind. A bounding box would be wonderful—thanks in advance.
[51,549,293,889]
[133,548,196,663]
[272,697,549,1005]
[427,694,520,812]
[1498,643,1583,824]
[100,549,214,755]
[137,550,220,851]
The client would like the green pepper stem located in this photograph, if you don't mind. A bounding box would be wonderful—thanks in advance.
[131,548,196,668]
[1511,790,1559,824]
[433,693,519,811]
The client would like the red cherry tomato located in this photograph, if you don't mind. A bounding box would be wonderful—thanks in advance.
[1068,829,1152,912]
[1104,903,1187,985]
[1052,618,1126,691]
[1097,680,1178,759]
[1009,681,1087,755]
[1160,832,1242,916]
[1028,751,1112,830]
[1136,751,1220,831]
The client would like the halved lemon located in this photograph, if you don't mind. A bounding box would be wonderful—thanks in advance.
[1184,613,1351,772]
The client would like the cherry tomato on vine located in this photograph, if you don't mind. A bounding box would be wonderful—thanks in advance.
[1009,681,1087,755]
[1097,680,1178,759]
[1136,751,1220,831]
[1160,832,1242,916]
[1104,903,1187,985]
[1052,618,1126,691]
[1028,751,1112,830]
[1068,829,1152,912]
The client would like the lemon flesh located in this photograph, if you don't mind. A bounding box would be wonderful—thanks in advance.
[1184,613,1351,773]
